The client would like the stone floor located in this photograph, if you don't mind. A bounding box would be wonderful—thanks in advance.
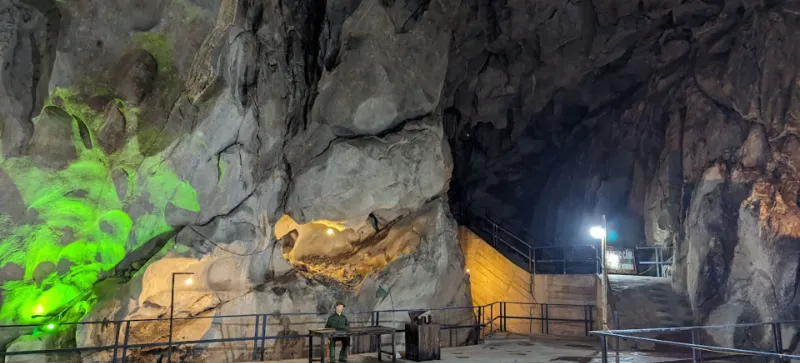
[249,335,704,363]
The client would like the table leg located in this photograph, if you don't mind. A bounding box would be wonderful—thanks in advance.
[321,336,326,363]
[308,335,313,363]
[391,332,396,363]
[377,334,382,362]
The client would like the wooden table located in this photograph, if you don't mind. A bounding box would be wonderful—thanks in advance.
[308,326,397,363]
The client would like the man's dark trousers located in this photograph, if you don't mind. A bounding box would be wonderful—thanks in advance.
[329,337,349,362]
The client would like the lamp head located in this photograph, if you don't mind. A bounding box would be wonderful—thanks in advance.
[589,226,606,239]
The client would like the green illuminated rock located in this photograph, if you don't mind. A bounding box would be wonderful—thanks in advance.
[0,87,201,325]
[1,1,474,362]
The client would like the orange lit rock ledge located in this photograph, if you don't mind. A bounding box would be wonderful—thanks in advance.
[273,211,431,286]
[743,181,800,238]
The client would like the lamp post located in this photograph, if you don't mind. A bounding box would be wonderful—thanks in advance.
[376,285,397,358]
[168,272,194,363]
[589,215,609,331]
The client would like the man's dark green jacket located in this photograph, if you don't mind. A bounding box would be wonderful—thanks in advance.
[325,313,349,330]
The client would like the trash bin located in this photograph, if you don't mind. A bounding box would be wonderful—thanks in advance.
[404,322,441,361]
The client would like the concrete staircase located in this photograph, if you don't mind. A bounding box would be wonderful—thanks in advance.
[607,275,694,351]
[454,204,696,348]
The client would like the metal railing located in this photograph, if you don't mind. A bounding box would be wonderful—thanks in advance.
[0,301,595,362]
[455,205,672,276]
[492,302,596,338]
[634,246,673,278]
[592,320,800,362]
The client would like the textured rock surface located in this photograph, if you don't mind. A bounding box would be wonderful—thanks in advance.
[0,0,472,361]
[6,0,800,358]
[442,0,800,352]
[286,117,452,225]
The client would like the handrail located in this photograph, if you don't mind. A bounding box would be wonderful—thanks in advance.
[456,205,672,276]
[591,320,800,362]
[457,204,531,240]
[0,304,495,329]
[0,301,596,360]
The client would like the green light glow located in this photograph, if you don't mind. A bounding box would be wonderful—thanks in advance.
[0,88,199,325]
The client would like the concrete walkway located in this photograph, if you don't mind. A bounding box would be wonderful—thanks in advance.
[250,335,700,363]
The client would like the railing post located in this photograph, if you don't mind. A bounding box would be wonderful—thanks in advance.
[252,315,260,361]
[120,320,131,363]
[111,321,122,363]
[540,304,545,334]
[691,327,699,363]
[600,336,609,363]
[476,306,482,343]
[544,304,550,335]
[504,302,508,332]
[260,314,268,361]
[583,306,589,336]
[500,302,505,332]
[370,312,376,352]
[613,311,620,363]
[656,248,662,277]
[772,323,783,363]
[490,304,494,334]
[528,247,533,274]
[374,311,381,352]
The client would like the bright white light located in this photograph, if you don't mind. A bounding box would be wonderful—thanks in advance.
[606,253,620,269]
[326,228,335,236]
[184,278,193,286]
[589,226,606,239]
[465,268,470,274]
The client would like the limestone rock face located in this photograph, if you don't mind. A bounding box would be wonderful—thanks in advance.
[441,0,800,351]
[8,0,800,358]
[111,50,159,105]
[0,0,471,361]
[28,106,79,169]
[0,0,55,157]
[312,0,453,136]
[286,117,452,225]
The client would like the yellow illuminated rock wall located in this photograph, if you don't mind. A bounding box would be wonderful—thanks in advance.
[458,227,598,337]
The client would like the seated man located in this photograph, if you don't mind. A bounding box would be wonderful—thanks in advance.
[325,301,350,362]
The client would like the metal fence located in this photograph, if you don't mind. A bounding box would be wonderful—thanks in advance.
[0,301,595,362]
[456,206,672,276]
[592,320,800,362]
[491,302,596,338]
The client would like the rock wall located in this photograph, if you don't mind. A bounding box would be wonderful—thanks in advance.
[6,0,800,356]
[442,0,800,351]
[0,0,472,360]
